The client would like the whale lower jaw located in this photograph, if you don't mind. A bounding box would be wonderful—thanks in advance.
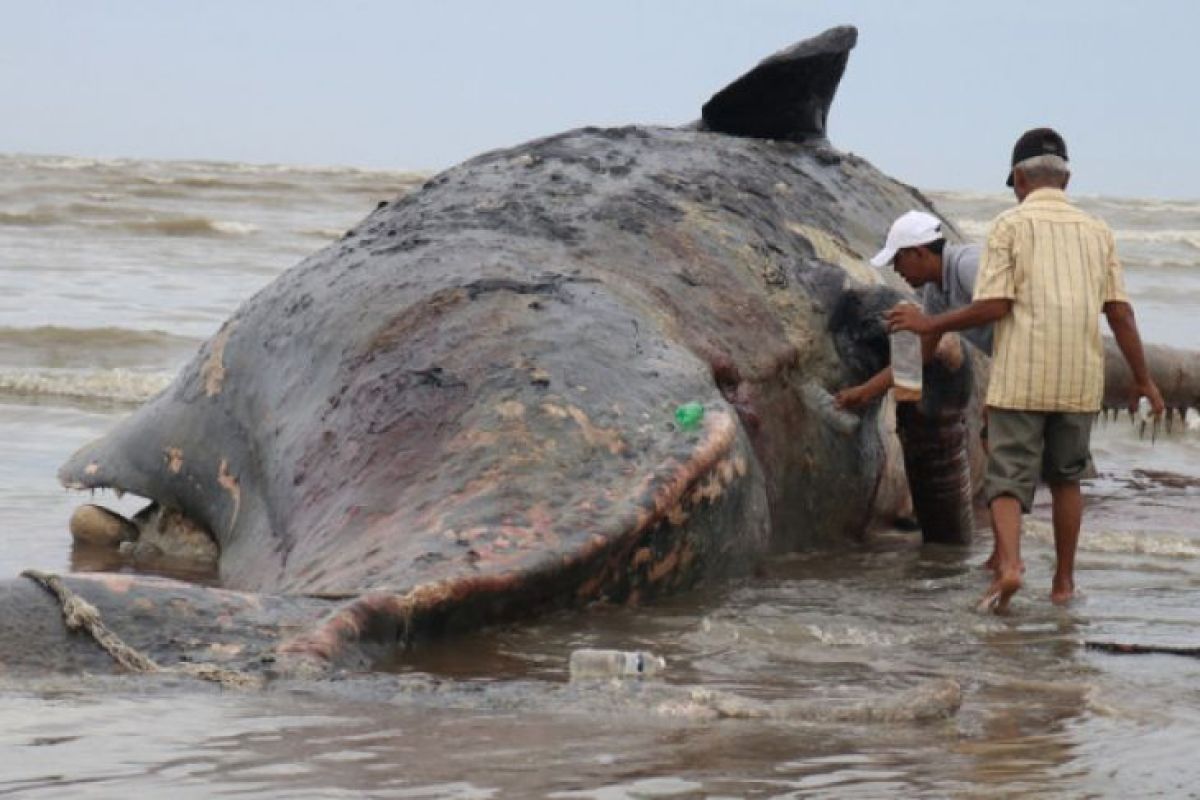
[274,410,769,672]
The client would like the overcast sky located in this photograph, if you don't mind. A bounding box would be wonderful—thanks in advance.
[1,1,1195,198]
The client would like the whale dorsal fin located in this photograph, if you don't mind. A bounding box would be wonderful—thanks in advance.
[701,25,857,142]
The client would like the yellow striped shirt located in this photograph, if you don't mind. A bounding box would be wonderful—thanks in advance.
[973,188,1129,411]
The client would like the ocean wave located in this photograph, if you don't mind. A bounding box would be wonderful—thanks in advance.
[300,227,348,240]
[940,217,1200,258]
[1119,258,1200,271]
[0,209,62,227]
[1026,519,1200,559]
[1,152,425,182]
[1113,229,1200,250]
[1084,196,1200,215]
[1,203,263,235]
[0,326,201,368]
[0,325,195,348]
[936,189,1200,211]
[802,623,910,647]
[10,154,119,172]
[946,218,991,239]
[131,174,304,193]
[112,216,260,237]
[337,176,426,195]
[930,190,1009,204]
[0,367,174,405]
[61,200,150,220]
[210,220,260,236]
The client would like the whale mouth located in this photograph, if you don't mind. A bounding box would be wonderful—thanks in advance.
[66,492,221,579]
[57,427,233,580]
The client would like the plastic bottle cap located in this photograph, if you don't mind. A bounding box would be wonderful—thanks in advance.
[674,402,705,431]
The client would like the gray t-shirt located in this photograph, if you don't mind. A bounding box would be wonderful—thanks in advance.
[921,243,993,355]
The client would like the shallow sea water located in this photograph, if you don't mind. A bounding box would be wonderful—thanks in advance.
[1,155,1198,798]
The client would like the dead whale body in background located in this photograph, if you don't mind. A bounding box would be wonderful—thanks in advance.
[14,26,1196,678]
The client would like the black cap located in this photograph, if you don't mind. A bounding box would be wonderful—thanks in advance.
[1006,127,1069,186]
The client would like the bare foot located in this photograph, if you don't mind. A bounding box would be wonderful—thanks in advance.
[981,554,1025,576]
[976,572,1022,614]
[1050,579,1077,605]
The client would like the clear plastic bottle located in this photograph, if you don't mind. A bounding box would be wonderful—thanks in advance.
[1136,396,1153,424]
[890,304,923,402]
[568,648,666,680]
[1136,395,1156,441]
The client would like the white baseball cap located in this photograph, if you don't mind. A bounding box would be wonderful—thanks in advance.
[869,211,944,267]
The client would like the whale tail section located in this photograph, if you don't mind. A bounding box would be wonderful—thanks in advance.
[701,25,857,142]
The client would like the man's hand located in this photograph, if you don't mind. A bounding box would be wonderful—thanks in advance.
[1133,378,1166,417]
[835,368,891,412]
[885,303,934,335]
[834,384,874,411]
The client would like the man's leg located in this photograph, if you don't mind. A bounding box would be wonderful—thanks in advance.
[1047,480,1083,603]
[977,409,1041,612]
[980,407,1002,572]
[1042,412,1095,605]
[982,494,1024,611]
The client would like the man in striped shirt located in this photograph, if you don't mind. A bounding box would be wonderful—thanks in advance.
[887,127,1164,612]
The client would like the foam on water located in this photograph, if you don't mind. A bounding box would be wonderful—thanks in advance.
[801,623,911,647]
[951,217,991,238]
[934,190,1200,278]
[0,209,63,227]
[1114,228,1200,248]
[301,227,349,240]
[113,216,262,237]
[1024,517,1200,559]
[0,367,173,405]
[0,325,199,355]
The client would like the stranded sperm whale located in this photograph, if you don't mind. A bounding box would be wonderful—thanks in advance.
[36,26,935,675]
[11,26,1195,679]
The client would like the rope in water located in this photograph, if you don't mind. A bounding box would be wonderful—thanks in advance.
[21,569,262,689]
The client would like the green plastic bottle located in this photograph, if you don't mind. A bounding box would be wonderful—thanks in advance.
[674,401,705,431]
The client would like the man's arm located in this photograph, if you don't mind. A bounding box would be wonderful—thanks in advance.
[1104,301,1165,415]
[920,331,943,363]
[891,220,1014,338]
[834,328,952,411]
[834,366,892,411]
[886,298,1012,338]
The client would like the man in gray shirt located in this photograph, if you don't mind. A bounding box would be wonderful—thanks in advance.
[835,210,992,410]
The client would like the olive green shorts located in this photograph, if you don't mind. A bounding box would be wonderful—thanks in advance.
[983,408,1097,513]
